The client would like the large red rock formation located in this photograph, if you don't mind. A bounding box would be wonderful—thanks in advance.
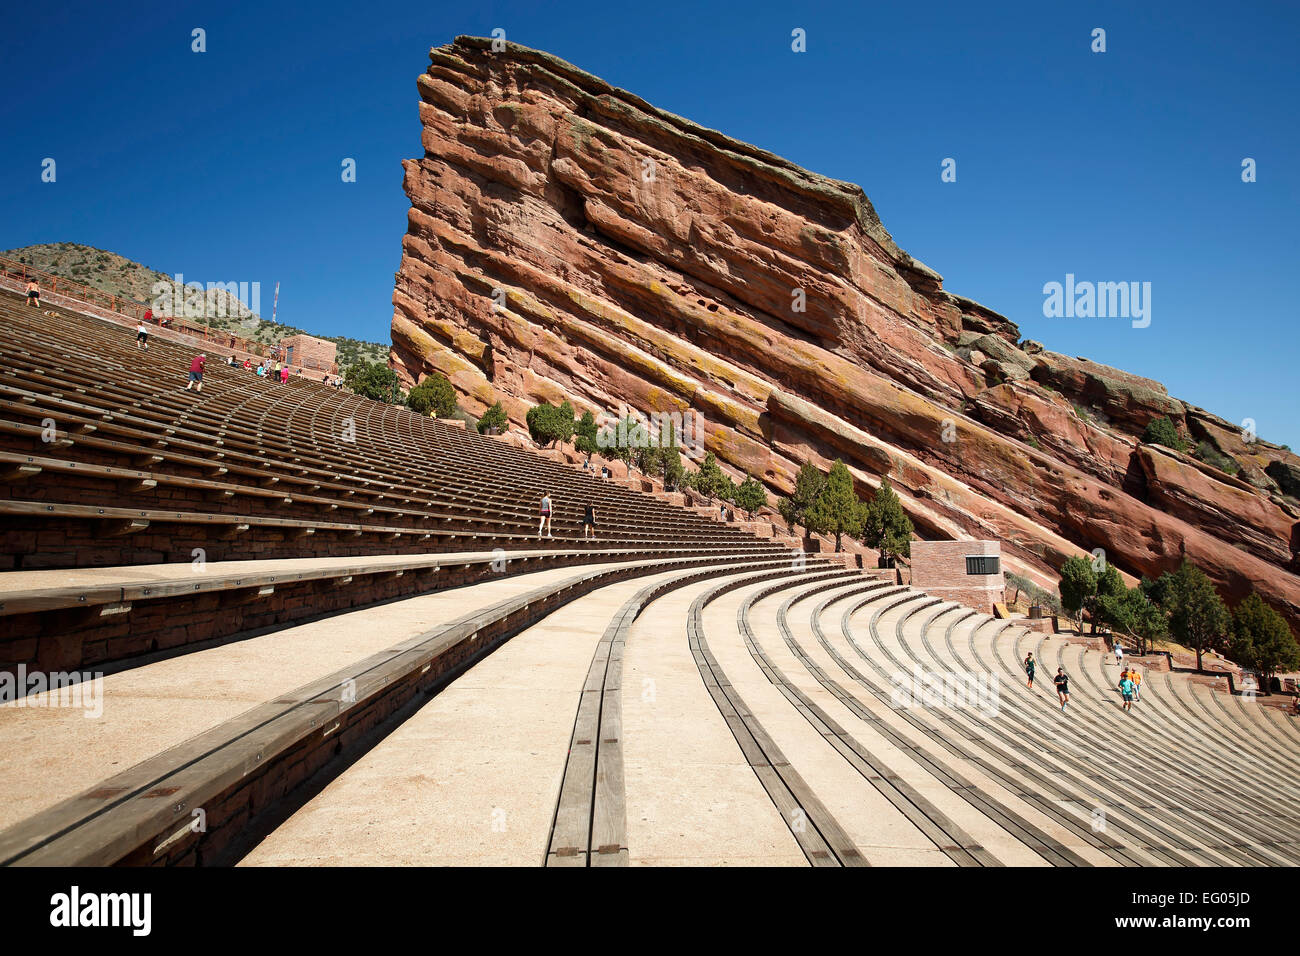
[391,36,1300,631]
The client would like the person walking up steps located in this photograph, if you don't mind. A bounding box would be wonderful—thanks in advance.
[26,280,40,308]
[1054,668,1070,711]
[185,353,206,392]
[1024,652,1036,689]
[1119,672,1136,712]
[538,493,553,539]
[582,502,597,541]
[135,320,149,350]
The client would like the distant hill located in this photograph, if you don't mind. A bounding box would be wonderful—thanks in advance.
[2,242,388,372]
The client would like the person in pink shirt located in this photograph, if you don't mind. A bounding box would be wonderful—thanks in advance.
[280,366,289,384]
[185,354,206,392]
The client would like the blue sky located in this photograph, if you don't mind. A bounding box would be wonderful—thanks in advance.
[1,0,1295,446]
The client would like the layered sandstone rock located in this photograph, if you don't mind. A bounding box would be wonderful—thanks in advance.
[391,36,1300,631]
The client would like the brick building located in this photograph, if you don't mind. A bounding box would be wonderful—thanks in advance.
[910,540,1006,613]
[280,334,336,373]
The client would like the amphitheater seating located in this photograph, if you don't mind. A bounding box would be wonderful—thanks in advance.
[2,290,1297,868]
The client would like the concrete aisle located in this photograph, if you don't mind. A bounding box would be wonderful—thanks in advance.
[715,580,959,866]
[766,585,1062,865]
[239,568,691,866]
[0,562,632,832]
[622,573,807,866]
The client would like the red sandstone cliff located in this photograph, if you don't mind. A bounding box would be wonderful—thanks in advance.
[391,36,1300,631]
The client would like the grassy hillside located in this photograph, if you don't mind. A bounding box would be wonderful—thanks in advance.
[2,242,388,372]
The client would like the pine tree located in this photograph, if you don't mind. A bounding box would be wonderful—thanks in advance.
[692,452,727,501]
[1058,556,1098,631]
[806,460,864,552]
[734,476,767,518]
[573,410,599,459]
[1161,561,1231,672]
[1231,593,1300,683]
[660,426,685,490]
[1087,564,1125,634]
[778,461,826,535]
[862,476,913,565]
[1095,585,1168,655]
[525,401,576,447]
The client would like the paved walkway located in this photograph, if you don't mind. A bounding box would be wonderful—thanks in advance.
[622,574,807,866]
[240,568,691,865]
[0,563,634,832]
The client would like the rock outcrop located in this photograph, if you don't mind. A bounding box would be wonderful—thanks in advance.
[391,36,1300,632]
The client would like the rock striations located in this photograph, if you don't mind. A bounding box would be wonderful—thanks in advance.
[391,36,1300,629]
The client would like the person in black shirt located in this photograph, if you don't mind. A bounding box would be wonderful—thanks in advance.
[1053,668,1070,711]
[582,502,597,541]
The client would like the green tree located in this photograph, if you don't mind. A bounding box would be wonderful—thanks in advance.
[777,462,827,535]
[1096,586,1168,655]
[1231,593,1300,683]
[573,410,599,460]
[862,476,913,565]
[1087,564,1126,634]
[525,401,576,448]
[806,460,864,552]
[1058,556,1098,631]
[477,401,508,435]
[343,360,404,404]
[1143,416,1187,453]
[734,475,768,518]
[406,374,456,417]
[599,413,646,472]
[1161,561,1232,672]
[1140,574,1169,608]
[633,437,663,478]
[692,452,728,501]
[659,428,685,490]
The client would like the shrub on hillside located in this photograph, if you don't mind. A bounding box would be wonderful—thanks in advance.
[477,402,508,435]
[525,401,575,447]
[1143,416,1187,452]
[1193,441,1240,475]
[406,374,457,417]
[343,360,404,404]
